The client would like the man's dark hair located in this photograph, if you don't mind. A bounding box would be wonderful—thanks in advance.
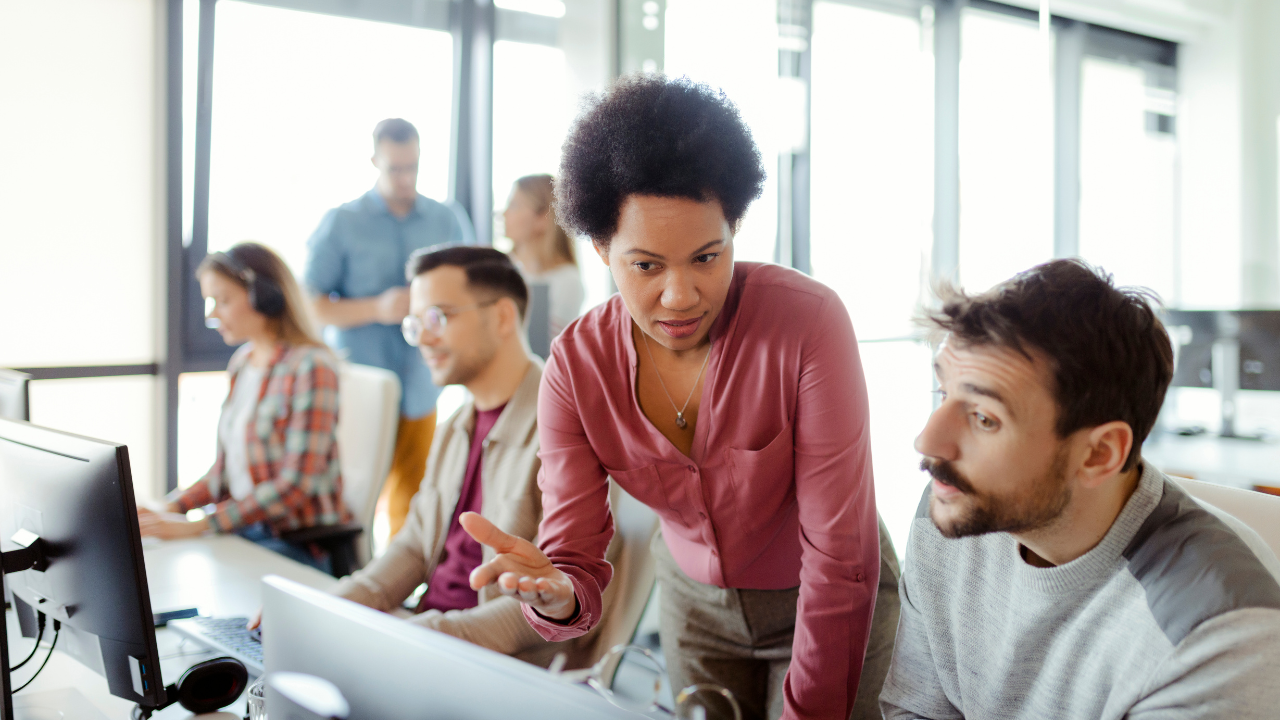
[406,245,528,320]
[373,118,419,146]
[555,74,765,246]
[920,259,1174,472]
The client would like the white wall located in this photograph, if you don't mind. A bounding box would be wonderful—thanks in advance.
[0,0,167,500]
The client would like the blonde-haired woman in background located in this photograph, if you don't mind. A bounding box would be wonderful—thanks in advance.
[138,241,348,573]
[502,174,584,337]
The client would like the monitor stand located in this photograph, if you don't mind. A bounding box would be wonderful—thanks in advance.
[1,531,48,720]
[1213,338,1265,441]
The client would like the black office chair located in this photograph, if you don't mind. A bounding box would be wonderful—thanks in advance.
[280,524,364,578]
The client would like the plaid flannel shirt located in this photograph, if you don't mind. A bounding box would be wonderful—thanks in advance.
[172,343,349,534]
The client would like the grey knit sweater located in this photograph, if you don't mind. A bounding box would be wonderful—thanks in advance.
[880,463,1280,719]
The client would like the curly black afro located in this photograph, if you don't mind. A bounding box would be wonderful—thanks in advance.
[555,74,766,246]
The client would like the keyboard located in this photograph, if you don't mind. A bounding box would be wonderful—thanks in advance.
[168,616,263,674]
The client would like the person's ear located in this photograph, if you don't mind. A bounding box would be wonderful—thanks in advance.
[594,241,609,266]
[1077,421,1134,489]
[497,297,520,337]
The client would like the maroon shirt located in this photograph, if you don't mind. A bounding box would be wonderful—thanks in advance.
[417,403,506,614]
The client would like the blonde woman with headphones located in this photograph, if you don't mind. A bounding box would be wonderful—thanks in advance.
[138,242,348,573]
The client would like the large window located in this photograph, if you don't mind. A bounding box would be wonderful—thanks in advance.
[175,1,457,488]
[664,0,780,263]
[810,1,933,342]
[200,1,454,274]
[11,0,1179,496]
[958,6,1056,293]
[1077,57,1177,303]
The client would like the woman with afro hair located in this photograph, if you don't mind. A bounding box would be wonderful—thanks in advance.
[462,74,899,720]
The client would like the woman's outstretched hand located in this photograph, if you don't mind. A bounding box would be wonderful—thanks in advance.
[460,512,578,622]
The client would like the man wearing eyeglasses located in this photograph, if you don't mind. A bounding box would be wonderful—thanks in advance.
[330,245,597,664]
[304,118,475,542]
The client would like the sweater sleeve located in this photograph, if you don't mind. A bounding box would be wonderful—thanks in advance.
[1128,608,1280,719]
[878,521,964,720]
[519,340,615,641]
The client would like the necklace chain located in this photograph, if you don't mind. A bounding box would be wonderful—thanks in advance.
[640,330,712,430]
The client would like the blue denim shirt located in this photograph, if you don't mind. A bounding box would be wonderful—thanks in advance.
[304,189,474,419]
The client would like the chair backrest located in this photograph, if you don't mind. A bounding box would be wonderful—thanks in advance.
[336,362,401,566]
[588,482,660,684]
[1173,476,1280,580]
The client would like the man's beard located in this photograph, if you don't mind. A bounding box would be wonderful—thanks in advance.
[432,338,499,388]
[920,448,1072,539]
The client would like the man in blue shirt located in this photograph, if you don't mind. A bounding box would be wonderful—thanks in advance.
[305,118,474,537]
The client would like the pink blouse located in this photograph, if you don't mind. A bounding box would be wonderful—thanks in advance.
[524,262,879,720]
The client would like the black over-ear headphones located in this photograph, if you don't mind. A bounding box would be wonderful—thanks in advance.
[132,656,249,719]
[210,249,287,318]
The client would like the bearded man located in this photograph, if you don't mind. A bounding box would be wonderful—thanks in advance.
[880,259,1280,720]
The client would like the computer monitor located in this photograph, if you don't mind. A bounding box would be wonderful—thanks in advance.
[0,418,166,717]
[261,575,638,719]
[526,281,552,360]
[0,371,30,422]
[1235,311,1280,391]
[1161,310,1221,388]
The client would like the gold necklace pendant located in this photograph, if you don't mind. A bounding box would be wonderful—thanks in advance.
[640,328,711,432]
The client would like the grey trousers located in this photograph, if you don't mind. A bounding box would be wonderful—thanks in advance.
[653,516,901,720]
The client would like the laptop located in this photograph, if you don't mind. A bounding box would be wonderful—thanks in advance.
[260,575,639,718]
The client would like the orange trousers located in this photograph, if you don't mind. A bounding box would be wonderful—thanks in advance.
[378,411,437,539]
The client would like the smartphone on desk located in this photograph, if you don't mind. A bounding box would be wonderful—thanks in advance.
[154,607,199,627]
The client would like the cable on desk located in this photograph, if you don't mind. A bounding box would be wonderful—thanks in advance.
[10,613,46,671]
[13,620,59,693]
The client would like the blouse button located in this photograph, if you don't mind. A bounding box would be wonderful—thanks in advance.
[855,572,866,583]
[698,512,707,520]
[687,465,696,473]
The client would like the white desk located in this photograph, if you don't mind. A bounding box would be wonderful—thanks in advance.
[1144,432,1280,489]
[7,535,334,719]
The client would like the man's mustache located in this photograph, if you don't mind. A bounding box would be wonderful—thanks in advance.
[920,457,977,495]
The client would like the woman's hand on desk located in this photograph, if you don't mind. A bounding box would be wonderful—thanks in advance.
[137,506,211,540]
[461,512,578,622]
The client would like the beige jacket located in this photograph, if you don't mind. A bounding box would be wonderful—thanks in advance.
[332,361,628,667]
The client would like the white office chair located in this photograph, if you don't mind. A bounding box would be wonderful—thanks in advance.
[282,362,400,577]
[335,362,401,567]
[1173,476,1280,581]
